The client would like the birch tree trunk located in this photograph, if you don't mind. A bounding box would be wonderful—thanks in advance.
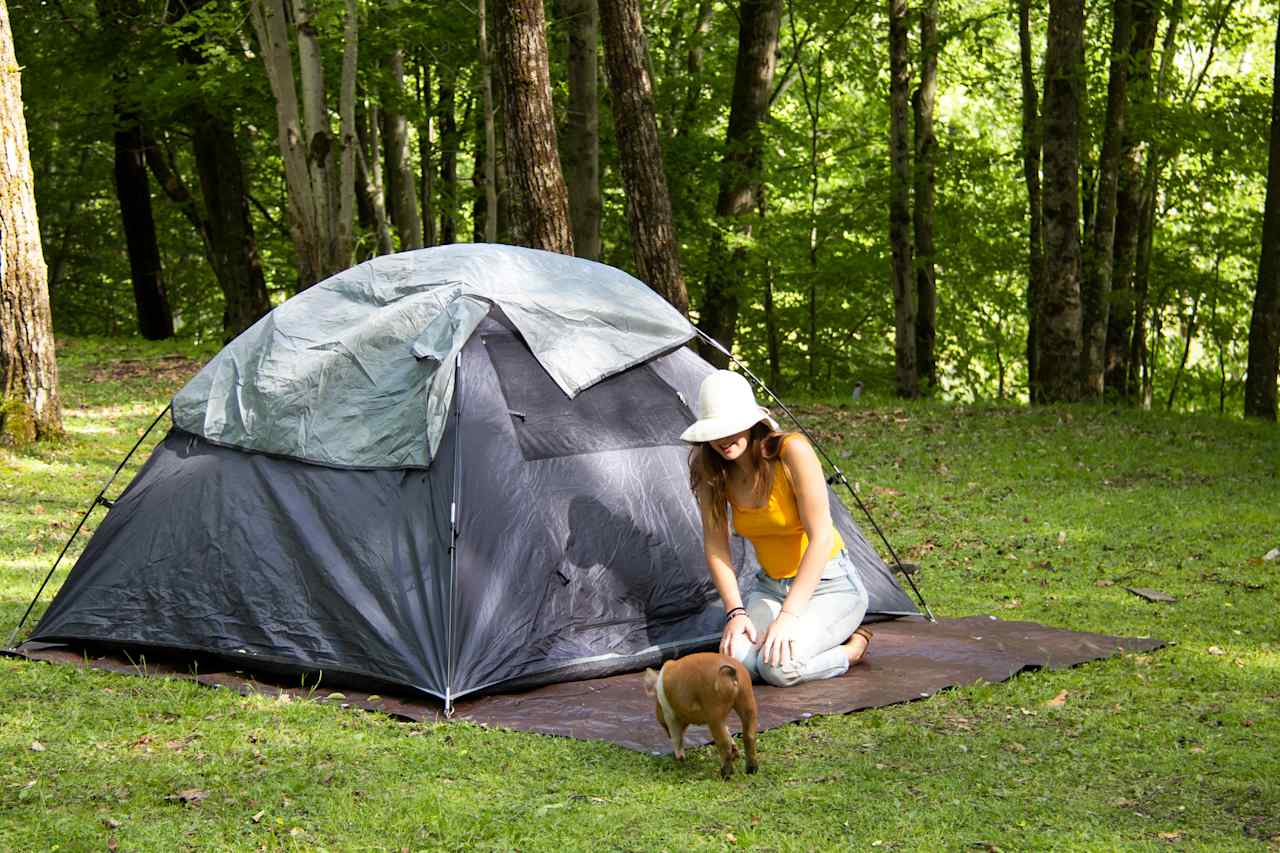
[913,0,939,391]
[1019,0,1045,402]
[888,0,918,397]
[563,0,601,260]
[494,0,575,254]
[600,0,689,314]
[1034,0,1085,402]
[382,48,423,250]
[695,0,782,367]
[0,0,62,443]
[1244,12,1280,420]
[250,0,357,287]
[1079,0,1134,397]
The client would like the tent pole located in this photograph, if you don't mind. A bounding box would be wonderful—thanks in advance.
[5,405,173,649]
[691,331,936,622]
[444,352,464,718]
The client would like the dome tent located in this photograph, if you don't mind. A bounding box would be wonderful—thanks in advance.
[28,245,919,709]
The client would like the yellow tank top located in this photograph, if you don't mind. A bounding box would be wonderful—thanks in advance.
[729,436,845,580]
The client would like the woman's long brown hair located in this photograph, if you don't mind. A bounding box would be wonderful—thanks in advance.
[689,423,789,530]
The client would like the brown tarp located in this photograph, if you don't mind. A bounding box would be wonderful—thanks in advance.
[10,616,1163,754]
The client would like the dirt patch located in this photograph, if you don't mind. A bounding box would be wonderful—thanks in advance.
[86,355,205,385]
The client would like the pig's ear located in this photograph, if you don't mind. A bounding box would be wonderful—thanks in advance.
[643,668,659,695]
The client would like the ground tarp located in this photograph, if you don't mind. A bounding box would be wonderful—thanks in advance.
[12,615,1163,754]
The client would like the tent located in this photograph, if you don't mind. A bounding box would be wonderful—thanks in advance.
[27,244,919,709]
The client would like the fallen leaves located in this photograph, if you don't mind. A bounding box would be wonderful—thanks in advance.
[1045,690,1069,708]
[165,788,208,806]
[1125,587,1177,604]
[1207,646,1226,656]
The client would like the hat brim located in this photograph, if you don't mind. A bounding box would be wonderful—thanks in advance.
[679,409,780,443]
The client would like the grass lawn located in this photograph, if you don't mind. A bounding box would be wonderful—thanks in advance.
[1,336,1277,852]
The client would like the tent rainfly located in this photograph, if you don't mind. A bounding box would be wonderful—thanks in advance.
[26,245,919,709]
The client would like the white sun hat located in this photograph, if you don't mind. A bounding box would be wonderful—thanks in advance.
[679,370,780,443]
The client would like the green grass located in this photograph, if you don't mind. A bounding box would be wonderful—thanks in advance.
[2,337,1277,852]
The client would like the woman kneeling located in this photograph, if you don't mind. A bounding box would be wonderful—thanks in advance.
[682,370,872,687]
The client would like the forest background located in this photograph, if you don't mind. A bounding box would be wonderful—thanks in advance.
[3,0,1280,422]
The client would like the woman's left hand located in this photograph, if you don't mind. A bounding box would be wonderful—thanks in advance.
[760,610,800,668]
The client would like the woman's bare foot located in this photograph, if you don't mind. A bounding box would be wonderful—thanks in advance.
[842,626,873,665]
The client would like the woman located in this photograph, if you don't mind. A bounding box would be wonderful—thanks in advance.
[681,370,872,687]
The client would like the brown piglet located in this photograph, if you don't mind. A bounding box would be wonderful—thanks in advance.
[643,652,759,778]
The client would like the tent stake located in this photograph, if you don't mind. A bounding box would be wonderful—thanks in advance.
[692,331,936,621]
[5,405,173,649]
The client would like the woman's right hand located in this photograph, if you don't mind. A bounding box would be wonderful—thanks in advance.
[720,612,758,658]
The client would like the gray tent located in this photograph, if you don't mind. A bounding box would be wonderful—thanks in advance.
[29,245,918,707]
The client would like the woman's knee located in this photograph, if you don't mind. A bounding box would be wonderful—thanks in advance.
[756,659,802,687]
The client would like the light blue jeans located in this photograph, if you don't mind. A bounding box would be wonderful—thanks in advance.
[730,550,869,687]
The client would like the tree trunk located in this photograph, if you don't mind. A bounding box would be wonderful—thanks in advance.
[437,66,459,245]
[1130,181,1155,406]
[1166,291,1200,411]
[913,0,939,391]
[1244,13,1280,420]
[765,253,780,388]
[112,120,174,339]
[798,45,824,391]
[191,106,273,340]
[599,0,689,315]
[95,0,174,338]
[888,0,917,398]
[1105,0,1159,398]
[1129,0,1181,406]
[695,0,783,366]
[163,2,273,339]
[0,0,62,443]
[478,0,499,243]
[249,0,357,287]
[673,0,716,140]
[356,101,395,257]
[381,48,423,250]
[1079,0,1134,397]
[494,0,574,254]
[1034,0,1085,402]
[562,0,602,260]
[415,58,437,247]
[1019,0,1045,402]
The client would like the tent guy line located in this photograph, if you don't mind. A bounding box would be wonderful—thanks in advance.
[5,404,174,650]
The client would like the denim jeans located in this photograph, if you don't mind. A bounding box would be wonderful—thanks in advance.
[729,550,869,687]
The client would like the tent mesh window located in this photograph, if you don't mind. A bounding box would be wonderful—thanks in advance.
[483,334,694,461]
